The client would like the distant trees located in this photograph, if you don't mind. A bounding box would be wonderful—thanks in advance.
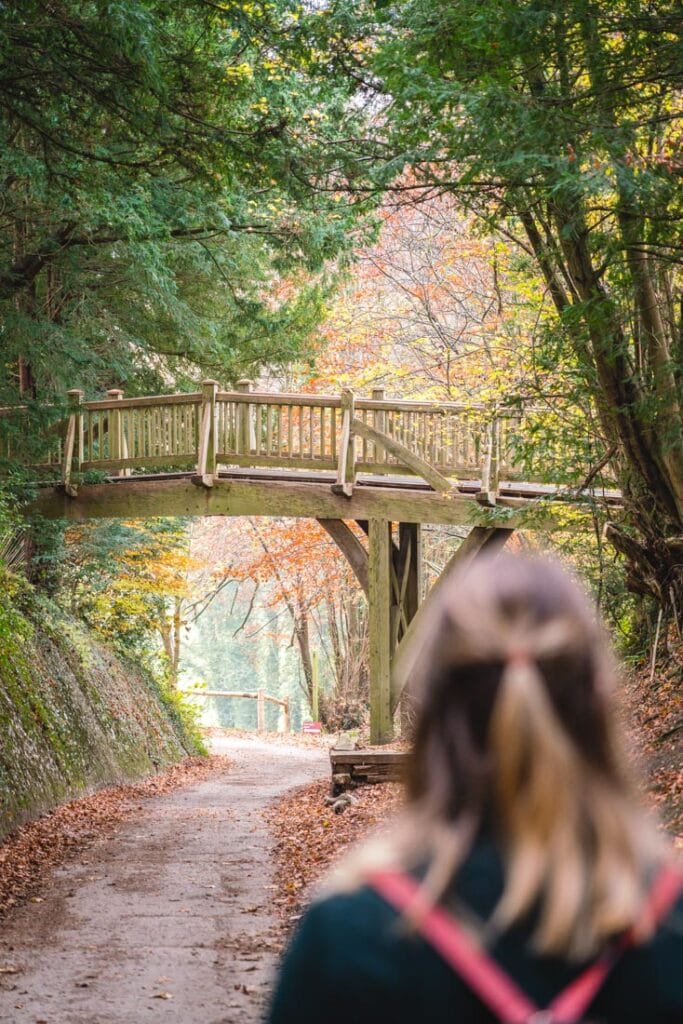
[186,517,368,730]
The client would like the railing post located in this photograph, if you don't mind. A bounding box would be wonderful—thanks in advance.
[478,410,500,506]
[106,389,125,477]
[371,386,387,465]
[236,379,255,453]
[332,388,356,497]
[283,695,290,733]
[256,688,266,733]
[62,389,84,495]
[197,379,218,485]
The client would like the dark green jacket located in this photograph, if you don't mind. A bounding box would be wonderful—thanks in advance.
[267,838,683,1023]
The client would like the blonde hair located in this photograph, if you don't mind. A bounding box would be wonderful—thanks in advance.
[324,553,668,959]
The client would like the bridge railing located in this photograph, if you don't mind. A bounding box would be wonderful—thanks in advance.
[3,381,536,499]
[212,382,525,484]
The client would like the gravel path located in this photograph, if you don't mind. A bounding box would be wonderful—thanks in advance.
[0,737,327,1024]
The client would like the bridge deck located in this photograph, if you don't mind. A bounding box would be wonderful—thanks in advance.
[32,467,619,526]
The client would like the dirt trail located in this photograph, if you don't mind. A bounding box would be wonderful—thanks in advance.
[0,737,327,1024]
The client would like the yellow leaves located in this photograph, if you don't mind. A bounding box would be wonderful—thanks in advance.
[224,62,254,83]
[251,96,269,115]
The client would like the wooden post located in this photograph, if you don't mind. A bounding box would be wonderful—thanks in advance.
[368,518,393,744]
[372,386,386,465]
[391,526,514,712]
[311,650,320,722]
[333,388,356,497]
[62,389,84,495]
[106,389,124,476]
[397,522,422,635]
[236,379,255,453]
[197,379,218,485]
[277,696,291,733]
[491,414,500,499]
[478,412,500,506]
[256,688,266,732]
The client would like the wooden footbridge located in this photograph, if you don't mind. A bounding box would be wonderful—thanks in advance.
[1,381,616,743]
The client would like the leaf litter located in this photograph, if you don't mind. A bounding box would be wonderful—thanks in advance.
[0,755,231,917]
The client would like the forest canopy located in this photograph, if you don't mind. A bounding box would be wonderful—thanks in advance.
[0,0,373,403]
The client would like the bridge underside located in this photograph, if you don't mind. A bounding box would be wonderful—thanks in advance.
[31,471,586,745]
[9,381,615,745]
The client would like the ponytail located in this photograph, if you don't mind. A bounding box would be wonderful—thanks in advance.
[489,650,654,958]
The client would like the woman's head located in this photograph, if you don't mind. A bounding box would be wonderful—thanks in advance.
[407,552,618,820]
[399,551,664,957]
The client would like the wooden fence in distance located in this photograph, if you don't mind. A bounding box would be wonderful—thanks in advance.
[180,688,290,733]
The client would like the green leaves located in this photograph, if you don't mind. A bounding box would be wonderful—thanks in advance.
[0,0,370,405]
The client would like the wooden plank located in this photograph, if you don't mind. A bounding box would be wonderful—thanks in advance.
[368,519,393,744]
[84,393,201,411]
[33,476,553,528]
[218,391,343,409]
[330,750,407,765]
[352,417,456,494]
[81,454,197,471]
[179,689,287,705]
[217,453,337,472]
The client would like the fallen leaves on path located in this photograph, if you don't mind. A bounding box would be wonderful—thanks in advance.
[0,756,231,917]
[264,779,403,931]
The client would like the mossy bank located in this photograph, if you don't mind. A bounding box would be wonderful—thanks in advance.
[0,569,204,841]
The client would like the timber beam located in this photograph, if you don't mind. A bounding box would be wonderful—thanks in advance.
[317,519,369,595]
[31,475,548,528]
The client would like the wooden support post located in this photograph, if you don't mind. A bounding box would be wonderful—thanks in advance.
[256,688,266,732]
[478,412,501,506]
[197,379,218,486]
[236,379,255,453]
[395,522,422,734]
[278,696,291,733]
[332,389,356,497]
[368,518,393,744]
[311,650,320,721]
[396,522,422,638]
[106,389,124,477]
[62,389,84,496]
[391,526,514,712]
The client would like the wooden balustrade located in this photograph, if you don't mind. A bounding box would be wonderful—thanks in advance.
[179,688,291,733]
[2,383,539,503]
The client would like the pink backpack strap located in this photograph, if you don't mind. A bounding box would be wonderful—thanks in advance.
[370,865,683,1024]
[548,864,683,1023]
[370,869,536,1023]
